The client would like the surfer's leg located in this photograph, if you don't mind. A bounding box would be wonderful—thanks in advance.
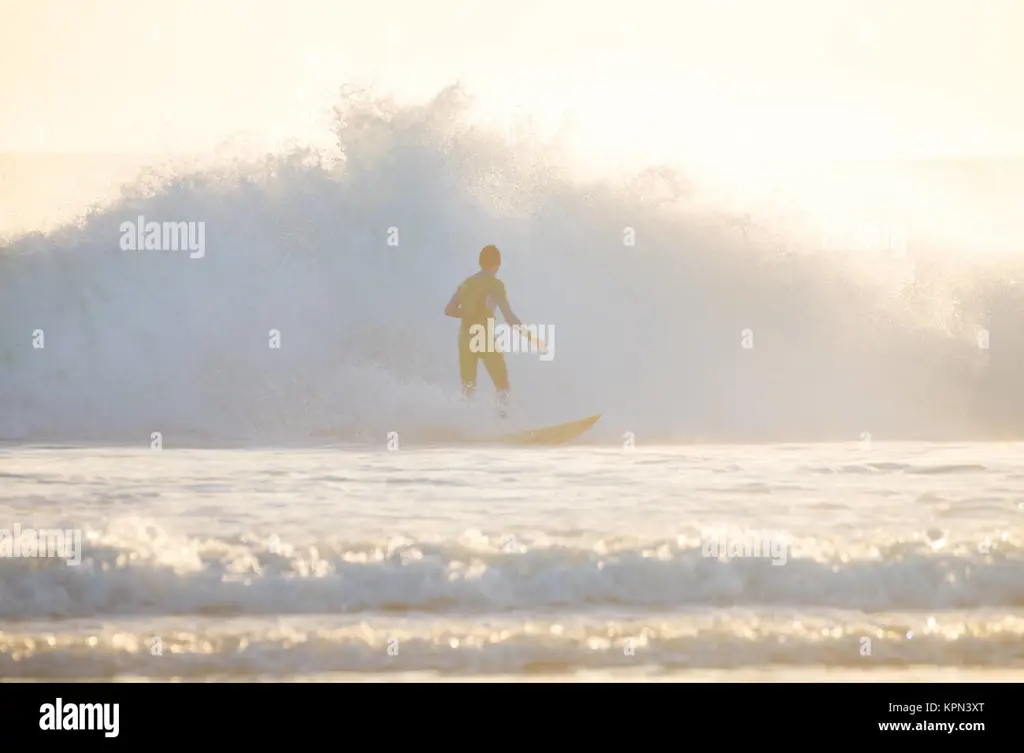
[481,352,510,417]
[458,331,477,398]
[481,351,509,392]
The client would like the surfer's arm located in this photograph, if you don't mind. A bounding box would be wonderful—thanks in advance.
[444,289,462,318]
[496,294,521,327]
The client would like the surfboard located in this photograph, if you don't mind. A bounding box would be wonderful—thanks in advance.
[468,413,602,445]
[310,414,602,446]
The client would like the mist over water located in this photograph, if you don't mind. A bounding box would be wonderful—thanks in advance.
[2,85,1023,444]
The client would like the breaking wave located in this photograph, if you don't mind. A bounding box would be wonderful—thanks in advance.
[2,85,1023,443]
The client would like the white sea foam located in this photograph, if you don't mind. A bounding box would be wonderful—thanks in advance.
[0,443,1022,678]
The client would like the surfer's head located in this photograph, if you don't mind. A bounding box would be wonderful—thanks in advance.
[479,244,501,273]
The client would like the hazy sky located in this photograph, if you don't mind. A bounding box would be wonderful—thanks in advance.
[2,0,1022,165]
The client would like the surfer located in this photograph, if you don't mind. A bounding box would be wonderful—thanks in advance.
[444,244,522,417]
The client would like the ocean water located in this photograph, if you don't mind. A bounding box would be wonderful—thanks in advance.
[2,86,1024,682]
[1,441,1023,681]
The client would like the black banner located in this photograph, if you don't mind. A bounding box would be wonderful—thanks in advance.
[0,681,1009,744]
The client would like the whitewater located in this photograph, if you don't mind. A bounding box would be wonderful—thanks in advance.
[1,86,1023,680]
[1,443,1022,681]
